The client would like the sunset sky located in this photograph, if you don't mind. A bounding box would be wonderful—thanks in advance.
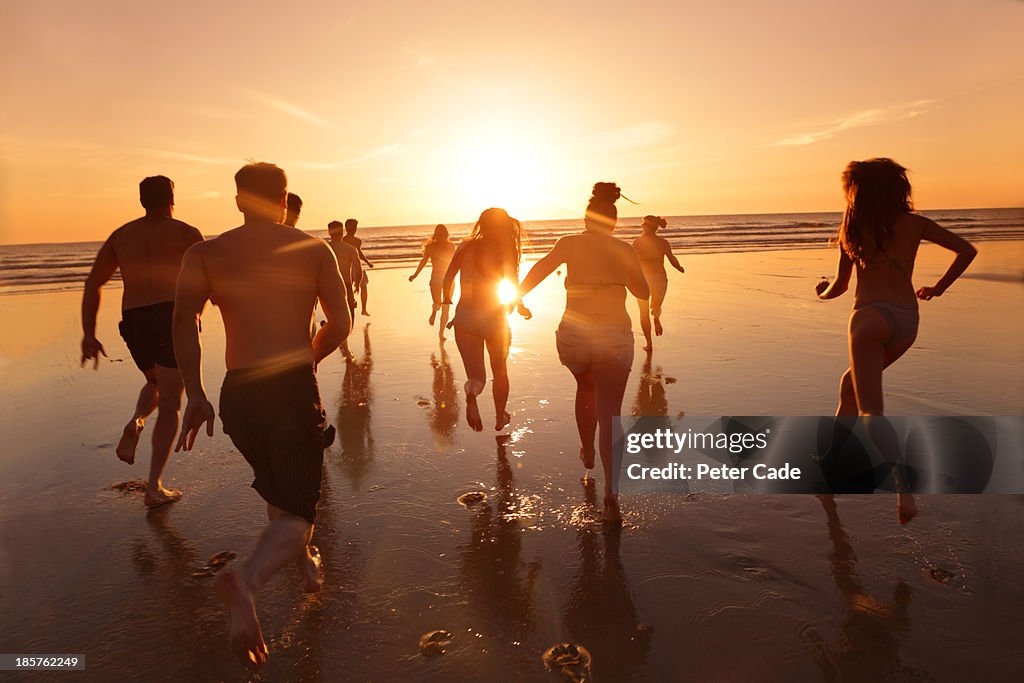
[2,0,1022,244]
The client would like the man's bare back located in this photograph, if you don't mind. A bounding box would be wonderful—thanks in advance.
[108,216,203,310]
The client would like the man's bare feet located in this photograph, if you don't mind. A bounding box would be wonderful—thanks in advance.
[602,494,622,523]
[116,419,144,464]
[495,411,511,431]
[465,385,483,431]
[898,492,919,525]
[579,447,596,470]
[214,566,268,670]
[361,309,370,316]
[299,545,323,593]
[654,317,663,336]
[429,310,437,326]
[642,343,653,352]
[144,485,183,508]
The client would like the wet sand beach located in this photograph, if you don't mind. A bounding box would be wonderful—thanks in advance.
[0,243,1022,681]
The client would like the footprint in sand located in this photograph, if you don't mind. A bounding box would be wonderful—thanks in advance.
[416,398,431,407]
[542,643,592,682]
[456,491,488,508]
[192,551,238,579]
[418,630,453,656]
[925,566,957,585]
[111,480,147,494]
[664,377,677,384]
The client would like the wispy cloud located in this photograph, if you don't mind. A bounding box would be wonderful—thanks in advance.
[244,90,336,129]
[770,100,934,146]
[134,148,237,165]
[287,144,403,170]
[594,120,676,152]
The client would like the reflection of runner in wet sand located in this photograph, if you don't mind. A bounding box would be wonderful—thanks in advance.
[80,175,203,507]
[336,324,374,490]
[816,158,976,524]
[519,183,649,522]
[428,345,459,450]
[805,494,925,679]
[328,221,362,360]
[343,218,373,316]
[172,162,351,670]
[443,208,528,432]
[409,224,457,337]
[632,215,684,351]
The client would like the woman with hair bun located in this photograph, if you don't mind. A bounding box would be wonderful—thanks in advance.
[518,182,649,522]
[632,214,685,351]
[816,158,976,524]
[442,208,529,432]
[409,224,457,337]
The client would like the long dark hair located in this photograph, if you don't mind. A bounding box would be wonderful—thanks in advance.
[467,207,522,274]
[837,158,913,264]
[423,224,450,251]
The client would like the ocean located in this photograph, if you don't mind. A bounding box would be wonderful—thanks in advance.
[2,208,1021,295]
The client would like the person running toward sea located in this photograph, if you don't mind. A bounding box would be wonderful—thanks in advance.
[284,192,302,227]
[328,220,362,360]
[442,208,528,432]
[409,224,457,336]
[815,158,976,524]
[632,215,684,350]
[518,183,649,522]
[80,175,203,507]
[343,218,374,316]
[172,162,351,670]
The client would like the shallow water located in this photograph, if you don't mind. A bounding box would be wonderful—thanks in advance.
[0,246,1021,681]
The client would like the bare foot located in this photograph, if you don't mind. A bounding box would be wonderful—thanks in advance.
[579,447,596,470]
[642,343,653,352]
[215,566,268,670]
[654,317,663,336]
[299,545,323,593]
[495,411,511,431]
[465,385,483,432]
[361,309,370,316]
[429,310,437,326]
[898,493,919,525]
[116,419,144,465]
[144,486,183,508]
[602,494,622,523]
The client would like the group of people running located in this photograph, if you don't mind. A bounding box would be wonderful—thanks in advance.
[79,157,975,669]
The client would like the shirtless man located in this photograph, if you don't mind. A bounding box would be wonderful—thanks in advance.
[172,162,350,670]
[80,175,203,507]
[284,192,302,227]
[343,218,374,315]
[328,220,362,360]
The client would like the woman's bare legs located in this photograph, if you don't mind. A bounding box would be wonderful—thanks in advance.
[651,286,667,337]
[486,327,511,431]
[570,369,597,469]
[592,363,631,522]
[455,326,486,431]
[637,297,653,351]
[429,280,441,326]
[847,307,918,524]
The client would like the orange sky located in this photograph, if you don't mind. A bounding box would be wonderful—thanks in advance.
[1,0,1022,244]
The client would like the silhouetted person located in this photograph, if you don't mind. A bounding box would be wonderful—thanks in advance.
[284,192,302,227]
[519,183,649,522]
[80,175,203,506]
[172,162,351,670]
[327,220,362,360]
[409,224,457,337]
[343,218,373,316]
[632,215,684,350]
[816,158,976,524]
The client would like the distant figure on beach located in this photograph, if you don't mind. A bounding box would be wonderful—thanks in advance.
[328,220,362,360]
[284,192,302,227]
[172,162,351,670]
[409,224,457,336]
[80,175,203,507]
[343,218,373,316]
[632,215,684,350]
[519,183,649,521]
[442,208,528,432]
[815,158,976,524]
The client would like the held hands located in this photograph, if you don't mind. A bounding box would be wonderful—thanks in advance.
[80,336,107,369]
[175,396,215,452]
[916,285,943,301]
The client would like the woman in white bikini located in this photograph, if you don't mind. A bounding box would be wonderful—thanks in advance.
[632,215,685,351]
[519,183,649,521]
[442,208,528,432]
[816,158,976,524]
[409,224,457,337]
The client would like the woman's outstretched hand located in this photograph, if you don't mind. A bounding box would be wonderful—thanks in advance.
[916,285,943,301]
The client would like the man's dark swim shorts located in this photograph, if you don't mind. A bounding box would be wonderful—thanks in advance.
[219,364,328,524]
[119,301,177,371]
